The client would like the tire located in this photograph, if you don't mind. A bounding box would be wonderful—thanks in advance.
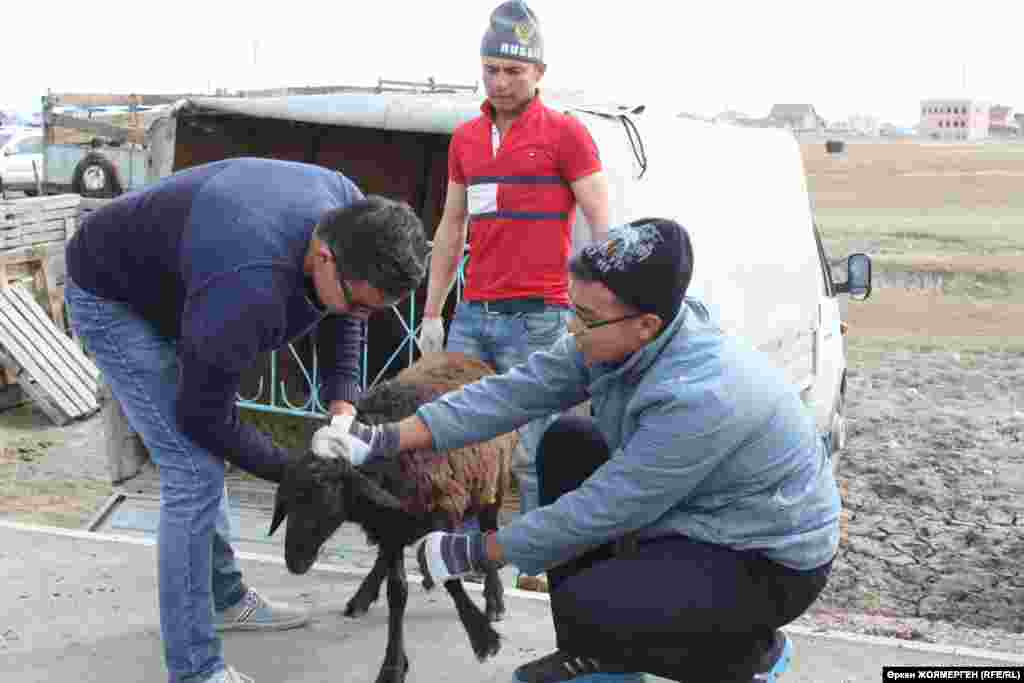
[71,153,124,198]
[23,189,38,197]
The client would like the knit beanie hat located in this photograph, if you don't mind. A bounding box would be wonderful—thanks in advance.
[576,218,694,325]
[481,1,544,64]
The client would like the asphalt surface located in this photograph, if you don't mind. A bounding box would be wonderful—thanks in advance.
[2,521,1022,683]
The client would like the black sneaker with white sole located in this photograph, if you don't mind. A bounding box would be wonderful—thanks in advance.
[512,650,645,682]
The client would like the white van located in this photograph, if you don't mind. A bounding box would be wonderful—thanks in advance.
[146,93,871,461]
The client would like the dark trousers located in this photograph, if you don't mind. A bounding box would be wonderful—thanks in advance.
[536,415,832,683]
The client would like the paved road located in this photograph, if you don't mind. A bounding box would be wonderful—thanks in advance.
[2,522,1021,682]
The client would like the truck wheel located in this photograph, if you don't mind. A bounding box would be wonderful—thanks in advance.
[71,153,124,198]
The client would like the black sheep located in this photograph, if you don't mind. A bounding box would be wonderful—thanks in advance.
[269,352,518,683]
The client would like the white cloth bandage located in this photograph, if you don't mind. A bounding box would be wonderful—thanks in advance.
[310,415,370,465]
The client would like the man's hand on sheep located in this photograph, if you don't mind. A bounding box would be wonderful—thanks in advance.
[416,530,501,589]
[311,415,371,464]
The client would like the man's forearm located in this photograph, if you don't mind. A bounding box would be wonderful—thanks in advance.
[317,316,365,405]
[424,218,465,318]
[571,171,610,245]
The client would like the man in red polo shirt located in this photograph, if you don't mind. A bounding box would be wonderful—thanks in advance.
[417,0,609,591]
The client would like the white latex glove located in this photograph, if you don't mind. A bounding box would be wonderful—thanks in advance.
[417,317,445,355]
[310,414,371,465]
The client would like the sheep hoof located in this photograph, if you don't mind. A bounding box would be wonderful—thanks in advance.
[468,620,502,661]
[343,598,372,618]
[473,628,501,661]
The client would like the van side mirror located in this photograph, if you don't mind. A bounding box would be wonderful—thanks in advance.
[834,253,872,300]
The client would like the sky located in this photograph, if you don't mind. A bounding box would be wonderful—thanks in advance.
[5,0,1023,127]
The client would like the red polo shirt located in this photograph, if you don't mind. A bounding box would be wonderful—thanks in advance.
[448,95,602,306]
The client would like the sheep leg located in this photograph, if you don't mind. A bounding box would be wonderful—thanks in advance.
[443,579,501,661]
[345,548,389,617]
[477,505,506,622]
[375,546,410,683]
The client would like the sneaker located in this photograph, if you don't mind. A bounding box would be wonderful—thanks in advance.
[206,666,254,683]
[513,650,645,683]
[753,630,793,682]
[215,588,310,632]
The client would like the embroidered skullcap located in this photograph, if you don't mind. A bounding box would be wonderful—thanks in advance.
[576,218,693,325]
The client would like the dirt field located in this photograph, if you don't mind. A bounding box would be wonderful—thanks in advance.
[2,139,1023,652]
[819,344,1024,633]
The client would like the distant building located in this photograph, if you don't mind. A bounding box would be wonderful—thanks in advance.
[919,98,989,140]
[678,111,711,122]
[713,110,751,123]
[768,104,824,132]
[879,123,915,138]
[710,110,780,128]
[989,105,1019,137]
[848,114,880,136]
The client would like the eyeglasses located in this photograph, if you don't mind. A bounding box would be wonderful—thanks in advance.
[568,306,646,336]
[338,276,396,319]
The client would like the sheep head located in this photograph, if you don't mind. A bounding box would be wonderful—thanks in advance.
[269,450,402,574]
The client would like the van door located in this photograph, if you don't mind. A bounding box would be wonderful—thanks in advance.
[809,223,846,448]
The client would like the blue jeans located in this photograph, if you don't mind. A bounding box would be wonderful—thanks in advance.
[65,278,246,683]
[539,416,830,682]
[445,301,570,516]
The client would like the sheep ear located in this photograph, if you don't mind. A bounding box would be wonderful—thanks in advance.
[354,472,403,511]
[269,498,288,536]
[268,484,290,536]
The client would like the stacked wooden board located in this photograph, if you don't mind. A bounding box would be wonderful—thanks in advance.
[0,194,81,250]
[0,194,101,422]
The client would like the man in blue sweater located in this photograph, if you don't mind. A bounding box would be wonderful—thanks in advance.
[65,157,429,683]
[318,219,837,683]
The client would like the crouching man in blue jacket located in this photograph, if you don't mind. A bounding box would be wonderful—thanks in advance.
[325,218,839,683]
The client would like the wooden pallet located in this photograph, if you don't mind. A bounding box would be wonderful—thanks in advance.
[0,284,100,425]
[0,195,80,250]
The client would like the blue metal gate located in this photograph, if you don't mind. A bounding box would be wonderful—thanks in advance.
[235,249,467,418]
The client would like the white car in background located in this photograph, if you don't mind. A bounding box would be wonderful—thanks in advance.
[0,127,44,195]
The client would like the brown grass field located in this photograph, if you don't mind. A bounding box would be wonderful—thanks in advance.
[804,141,1024,348]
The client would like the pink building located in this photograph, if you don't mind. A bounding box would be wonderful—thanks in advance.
[919,98,989,141]
[989,105,1019,137]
